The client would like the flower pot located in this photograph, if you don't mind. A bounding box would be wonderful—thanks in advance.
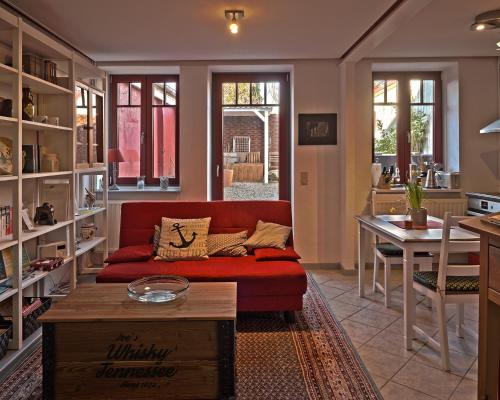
[410,208,427,227]
[224,169,233,187]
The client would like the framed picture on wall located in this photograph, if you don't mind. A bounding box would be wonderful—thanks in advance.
[298,113,337,145]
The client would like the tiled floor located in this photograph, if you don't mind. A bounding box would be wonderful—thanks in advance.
[309,267,478,400]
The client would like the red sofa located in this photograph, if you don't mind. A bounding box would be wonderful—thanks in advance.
[96,201,307,318]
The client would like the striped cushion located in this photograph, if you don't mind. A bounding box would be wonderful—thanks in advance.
[376,243,432,258]
[413,271,479,294]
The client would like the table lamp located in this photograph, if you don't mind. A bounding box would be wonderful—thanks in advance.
[108,148,125,190]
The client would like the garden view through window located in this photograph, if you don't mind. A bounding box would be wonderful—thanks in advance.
[222,81,280,200]
[373,72,442,183]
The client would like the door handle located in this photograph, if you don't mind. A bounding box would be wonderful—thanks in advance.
[216,164,220,178]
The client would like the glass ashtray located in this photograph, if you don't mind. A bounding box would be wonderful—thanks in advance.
[127,275,190,303]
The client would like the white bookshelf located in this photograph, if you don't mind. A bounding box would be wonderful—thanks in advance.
[0,6,107,373]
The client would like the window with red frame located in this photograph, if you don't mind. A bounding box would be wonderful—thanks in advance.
[111,75,179,185]
[373,72,442,183]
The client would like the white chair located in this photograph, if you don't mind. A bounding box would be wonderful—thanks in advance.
[373,243,433,308]
[412,212,479,371]
[371,192,433,308]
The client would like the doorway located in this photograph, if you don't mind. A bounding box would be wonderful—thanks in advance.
[211,73,290,200]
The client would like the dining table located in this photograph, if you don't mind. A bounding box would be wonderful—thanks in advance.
[355,214,480,350]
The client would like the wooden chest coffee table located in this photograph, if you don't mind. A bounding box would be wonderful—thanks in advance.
[39,282,237,400]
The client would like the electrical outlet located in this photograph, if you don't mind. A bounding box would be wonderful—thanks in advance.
[300,172,308,186]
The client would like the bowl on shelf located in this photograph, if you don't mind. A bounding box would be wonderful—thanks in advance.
[127,275,190,303]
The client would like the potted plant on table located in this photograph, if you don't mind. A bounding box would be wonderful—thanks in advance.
[405,182,427,226]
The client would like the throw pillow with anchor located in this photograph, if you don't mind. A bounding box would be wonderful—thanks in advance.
[155,217,211,261]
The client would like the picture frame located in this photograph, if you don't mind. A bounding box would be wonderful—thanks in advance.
[298,113,337,145]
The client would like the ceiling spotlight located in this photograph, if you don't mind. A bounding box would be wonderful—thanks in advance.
[470,9,500,31]
[225,9,244,35]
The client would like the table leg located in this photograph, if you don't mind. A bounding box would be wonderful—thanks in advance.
[358,223,367,298]
[403,247,415,350]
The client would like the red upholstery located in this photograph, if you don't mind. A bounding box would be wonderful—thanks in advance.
[104,244,153,264]
[97,201,306,312]
[119,201,293,248]
[254,246,301,261]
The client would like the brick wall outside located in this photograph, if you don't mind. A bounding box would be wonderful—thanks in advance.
[223,114,279,158]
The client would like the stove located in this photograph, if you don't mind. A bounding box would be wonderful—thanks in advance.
[466,192,500,216]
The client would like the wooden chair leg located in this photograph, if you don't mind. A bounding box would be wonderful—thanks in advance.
[437,299,450,371]
[456,303,465,338]
[384,259,391,308]
[420,258,433,308]
[373,254,379,293]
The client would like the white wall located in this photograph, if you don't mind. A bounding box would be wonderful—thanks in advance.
[103,60,342,264]
[292,61,340,264]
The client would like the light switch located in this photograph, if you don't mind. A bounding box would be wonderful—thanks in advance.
[300,171,308,186]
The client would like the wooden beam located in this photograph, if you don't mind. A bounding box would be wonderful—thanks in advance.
[340,0,434,63]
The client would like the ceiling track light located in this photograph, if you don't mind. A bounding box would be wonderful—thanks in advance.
[225,9,244,34]
[470,9,500,31]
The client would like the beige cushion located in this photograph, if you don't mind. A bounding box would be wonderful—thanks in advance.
[155,217,211,261]
[207,231,248,257]
[244,220,292,250]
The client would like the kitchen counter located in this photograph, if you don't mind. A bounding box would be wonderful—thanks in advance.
[459,217,500,400]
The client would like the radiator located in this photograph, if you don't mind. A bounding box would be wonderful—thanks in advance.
[108,201,122,252]
[422,198,467,218]
[371,192,466,218]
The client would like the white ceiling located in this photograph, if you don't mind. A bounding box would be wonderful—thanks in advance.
[6,0,500,62]
[370,0,500,58]
[7,0,395,61]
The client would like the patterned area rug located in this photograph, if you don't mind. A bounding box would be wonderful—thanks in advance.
[0,275,380,400]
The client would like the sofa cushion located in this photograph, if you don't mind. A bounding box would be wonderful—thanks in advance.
[156,217,211,261]
[104,244,153,264]
[207,231,248,256]
[254,246,301,261]
[244,220,292,250]
[97,255,307,297]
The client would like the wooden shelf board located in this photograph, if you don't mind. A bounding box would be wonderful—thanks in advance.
[80,266,103,274]
[21,270,48,289]
[0,175,17,182]
[0,287,18,303]
[0,115,18,125]
[74,166,106,174]
[22,120,72,132]
[21,220,73,242]
[22,72,73,95]
[22,171,73,180]
[75,207,105,221]
[76,237,106,257]
[21,257,73,290]
[0,238,17,252]
[0,63,17,84]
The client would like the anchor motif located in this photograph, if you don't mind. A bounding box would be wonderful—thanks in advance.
[169,223,197,249]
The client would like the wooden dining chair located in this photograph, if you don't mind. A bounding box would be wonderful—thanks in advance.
[371,192,433,307]
[412,212,479,371]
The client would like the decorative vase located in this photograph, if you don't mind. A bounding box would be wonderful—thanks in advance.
[22,88,34,121]
[159,176,169,190]
[410,208,427,227]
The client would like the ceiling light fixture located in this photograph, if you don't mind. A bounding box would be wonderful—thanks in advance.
[225,9,244,35]
[470,9,500,31]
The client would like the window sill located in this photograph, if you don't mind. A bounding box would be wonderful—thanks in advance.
[103,185,181,193]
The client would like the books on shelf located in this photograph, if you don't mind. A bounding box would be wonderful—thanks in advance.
[0,205,13,240]
[0,247,14,280]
